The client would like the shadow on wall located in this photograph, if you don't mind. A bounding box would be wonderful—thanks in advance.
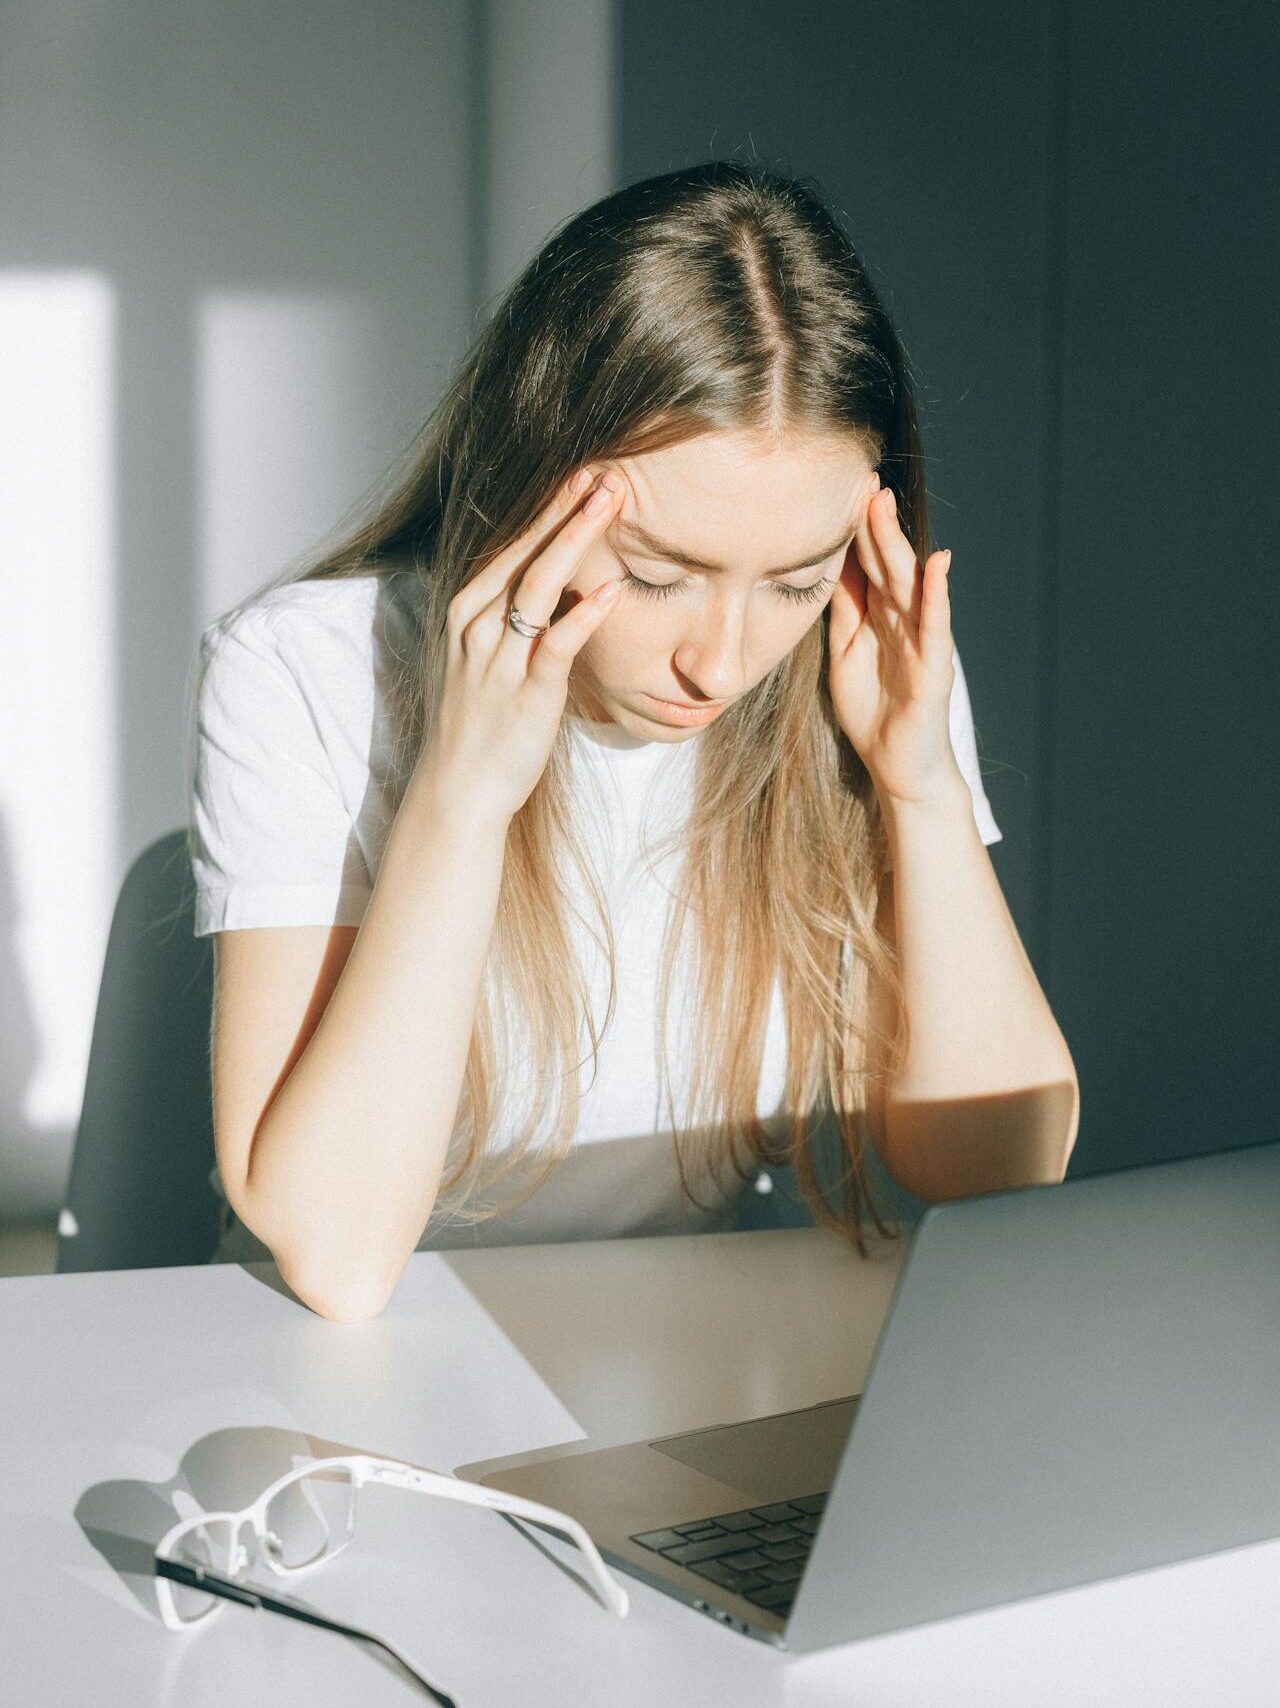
[2,0,478,1234]
[0,806,67,1231]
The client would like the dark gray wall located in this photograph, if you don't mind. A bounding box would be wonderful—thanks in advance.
[618,1,1278,1179]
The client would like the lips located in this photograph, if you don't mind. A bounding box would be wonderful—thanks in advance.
[641,693,730,727]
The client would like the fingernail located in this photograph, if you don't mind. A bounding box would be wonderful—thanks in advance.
[595,579,620,601]
[942,549,953,571]
[585,482,614,516]
[568,468,591,497]
[600,472,623,493]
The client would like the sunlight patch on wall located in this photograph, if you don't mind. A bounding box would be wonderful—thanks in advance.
[195,292,386,626]
[0,271,118,1137]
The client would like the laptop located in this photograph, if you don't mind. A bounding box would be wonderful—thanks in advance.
[456,1139,1280,1649]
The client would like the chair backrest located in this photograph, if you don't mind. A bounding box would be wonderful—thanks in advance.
[56,831,221,1272]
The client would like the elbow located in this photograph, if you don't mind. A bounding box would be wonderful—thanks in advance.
[1008,1071,1080,1190]
[277,1256,398,1323]
[1050,1072,1082,1183]
[309,1288,393,1325]
[880,1074,1081,1204]
[232,1198,400,1322]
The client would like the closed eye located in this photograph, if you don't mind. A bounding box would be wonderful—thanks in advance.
[620,567,834,606]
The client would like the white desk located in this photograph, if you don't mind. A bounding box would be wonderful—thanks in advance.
[2,1227,1277,1705]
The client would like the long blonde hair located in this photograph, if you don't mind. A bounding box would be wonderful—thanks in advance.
[286,161,928,1249]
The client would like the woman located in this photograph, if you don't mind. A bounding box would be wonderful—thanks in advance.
[188,160,1079,1321]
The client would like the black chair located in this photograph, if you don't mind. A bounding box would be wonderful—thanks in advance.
[56,831,222,1272]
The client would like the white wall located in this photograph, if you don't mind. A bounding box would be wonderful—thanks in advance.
[0,0,617,1225]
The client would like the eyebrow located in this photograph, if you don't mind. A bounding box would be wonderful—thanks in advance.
[614,518,856,576]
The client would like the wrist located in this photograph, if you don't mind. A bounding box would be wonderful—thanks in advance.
[873,763,974,829]
[403,753,513,841]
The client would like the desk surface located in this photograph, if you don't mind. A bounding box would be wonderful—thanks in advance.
[2,1227,1277,1706]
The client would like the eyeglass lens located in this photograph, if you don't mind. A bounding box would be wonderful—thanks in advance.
[168,1466,357,1625]
[262,1464,357,1570]
[168,1518,235,1623]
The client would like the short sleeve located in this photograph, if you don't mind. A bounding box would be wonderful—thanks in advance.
[188,613,375,936]
[882,642,1003,872]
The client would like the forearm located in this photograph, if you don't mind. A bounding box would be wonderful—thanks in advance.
[877,767,1080,1202]
[240,765,509,1316]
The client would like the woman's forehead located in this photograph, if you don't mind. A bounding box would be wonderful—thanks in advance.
[612,429,873,568]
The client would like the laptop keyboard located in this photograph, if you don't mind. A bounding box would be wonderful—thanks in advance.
[631,1492,827,1618]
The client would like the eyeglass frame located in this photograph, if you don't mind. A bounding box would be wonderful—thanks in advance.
[153,1451,630,1634]
[152,1560,458,1706]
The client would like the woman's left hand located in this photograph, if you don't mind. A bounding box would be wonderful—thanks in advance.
[826,476,963,806]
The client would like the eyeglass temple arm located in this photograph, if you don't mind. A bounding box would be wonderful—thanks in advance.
[354,1456,629,1617]
[154,1556,457,1707]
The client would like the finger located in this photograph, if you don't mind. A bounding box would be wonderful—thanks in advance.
[827,550,866,658]
[525,578,622,685]
[920,548,953,667]
[449,466,597,629]
[869,486,922,620]
[854,511,903,635]
[495,473,624,634]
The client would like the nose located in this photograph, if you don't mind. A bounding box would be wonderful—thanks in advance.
[671,595,752,702]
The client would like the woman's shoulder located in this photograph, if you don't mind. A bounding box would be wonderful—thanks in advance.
[203,571,376,650]
[200,570,418,684]
[193,570,422,813]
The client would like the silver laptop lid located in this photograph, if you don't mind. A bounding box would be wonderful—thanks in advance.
[787,1140,1280,1650]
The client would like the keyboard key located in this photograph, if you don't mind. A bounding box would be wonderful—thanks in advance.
[673,1519,724,1538]
[712,1509,759,1531]
[750,1502,803,1523]
[722,1548,771,1570]
[726,1573,771,1595]
[691,1561,770,1594]
[632,1528,687,1552]
[763,1540,808,1563]
[662,1533,769,1566]
[749,1583,796,1611]
[790,1493,828,1515]
[748,1523,798,1544]
[791,1514,821,1535]
[762,1559,804,1585]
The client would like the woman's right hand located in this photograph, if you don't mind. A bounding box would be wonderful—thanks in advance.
[416,467,625,824]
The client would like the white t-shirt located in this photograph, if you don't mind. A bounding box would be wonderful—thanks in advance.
[188,573,1002,1254]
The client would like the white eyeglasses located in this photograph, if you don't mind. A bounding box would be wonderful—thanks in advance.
[154,1453,628,1697]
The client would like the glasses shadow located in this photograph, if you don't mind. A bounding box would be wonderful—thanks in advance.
[73,1422,368,1624]
[73,1419,605,1634]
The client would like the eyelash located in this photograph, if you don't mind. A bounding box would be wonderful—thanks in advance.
[620,568,834,605]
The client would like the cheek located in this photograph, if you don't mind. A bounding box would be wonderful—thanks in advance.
[760,599,830,666]
[575,606,650,680]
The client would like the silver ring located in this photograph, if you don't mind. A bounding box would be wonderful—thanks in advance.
[508,605,550,639]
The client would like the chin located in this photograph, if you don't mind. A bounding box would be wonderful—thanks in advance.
[641,719,705,741]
